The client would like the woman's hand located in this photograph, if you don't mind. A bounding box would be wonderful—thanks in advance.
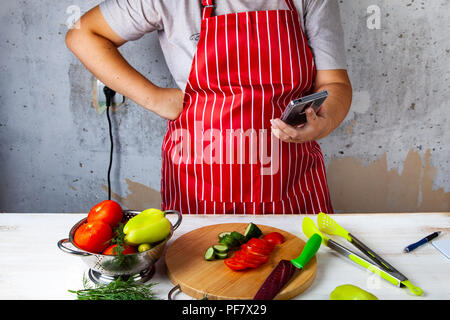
[151,87,184,120]
[270,106,333,143]
[271,70,353,143]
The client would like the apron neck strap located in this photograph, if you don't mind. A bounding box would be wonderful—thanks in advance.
[284,0,297,12]
[201,0,297,20]
[201,0,214,20]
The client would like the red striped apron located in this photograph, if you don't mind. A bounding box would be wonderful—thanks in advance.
[161,0,333,214]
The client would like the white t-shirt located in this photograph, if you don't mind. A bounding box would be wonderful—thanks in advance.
[100,0,347,91]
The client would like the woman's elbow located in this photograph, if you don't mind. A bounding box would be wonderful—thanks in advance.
[65,25,88,54]
[65,28,78,52]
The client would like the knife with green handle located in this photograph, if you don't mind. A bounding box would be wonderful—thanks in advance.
[253,233,322,300]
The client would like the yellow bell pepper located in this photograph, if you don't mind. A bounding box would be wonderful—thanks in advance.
[123,208,171,246]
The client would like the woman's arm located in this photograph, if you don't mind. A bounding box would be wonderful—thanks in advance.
[271,69,352,143]
[65,6,183,120]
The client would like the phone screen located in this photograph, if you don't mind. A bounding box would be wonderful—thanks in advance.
[280,91,328,126]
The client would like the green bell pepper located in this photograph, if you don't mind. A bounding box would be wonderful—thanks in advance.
[123,208,171,246]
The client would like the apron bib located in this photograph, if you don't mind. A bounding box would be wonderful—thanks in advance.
[161,0,333,214]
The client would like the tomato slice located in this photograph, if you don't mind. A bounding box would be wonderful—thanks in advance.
[248,237,273,249]
[224,258,248,271]
[263,232,285,246]
[233,250,260,268]
[244,253,269,266]
[241,243,264,255]
[241,243,269,256]
[225,238,276,271]
[247,238,274,254]
[241,246,270,264]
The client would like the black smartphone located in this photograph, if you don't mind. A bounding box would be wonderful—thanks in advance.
[280,90,329,126]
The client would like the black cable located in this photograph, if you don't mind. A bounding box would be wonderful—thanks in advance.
[103,86,116,201]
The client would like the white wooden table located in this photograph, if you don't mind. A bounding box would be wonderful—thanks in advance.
[0,213,448,300]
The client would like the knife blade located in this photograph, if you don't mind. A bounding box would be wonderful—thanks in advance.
[253,233,322,300]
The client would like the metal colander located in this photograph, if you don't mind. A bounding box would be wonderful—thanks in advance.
[57,210,182,277]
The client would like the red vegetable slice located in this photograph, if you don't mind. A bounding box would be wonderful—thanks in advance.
[223,231,281,271]
[233,250,260,268]
[263,232,285,246]
[241,246,270,264]
[247,238,274,254]
[241,243,265,255]
[224,258,248,271]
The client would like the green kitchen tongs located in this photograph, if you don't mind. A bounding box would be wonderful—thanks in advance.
[302,213,423,296]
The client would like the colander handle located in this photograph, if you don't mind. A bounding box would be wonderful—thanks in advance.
[57,238,91,256]
[164,210,182,231]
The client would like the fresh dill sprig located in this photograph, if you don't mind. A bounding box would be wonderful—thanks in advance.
[110,222,126,246]
[69,275,159,300]
[109,222,126,264]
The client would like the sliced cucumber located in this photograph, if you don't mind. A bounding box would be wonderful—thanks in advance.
[213,244,229,253]
[204,247,216,261]
[244,222,262,240]
[219,234,239,248]
[218,232,232,241]
[215,252,228,259]
[206,223,262,262]
[230,231,246,245]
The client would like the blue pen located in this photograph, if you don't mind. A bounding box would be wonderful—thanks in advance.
[404,231,442,253]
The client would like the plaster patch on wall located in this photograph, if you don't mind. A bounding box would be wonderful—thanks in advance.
[343,91,371,124]
[419,150,450,212]
[91,79,100,113]
[102,178,161,210]
[327,149,450,213]
[345,119,356,136]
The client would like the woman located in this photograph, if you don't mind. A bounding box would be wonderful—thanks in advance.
[66,0,352,214]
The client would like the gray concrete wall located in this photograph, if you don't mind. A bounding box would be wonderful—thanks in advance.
[0,0,449,213]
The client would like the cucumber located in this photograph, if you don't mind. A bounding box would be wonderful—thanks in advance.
[230,231,246,245]
[219,234,239,248]
[244,222,262,240]
[205,223,262,262]
[218,232,232,241]
[213,244,229,253]
[215,252,228,259]
[204,247,216,261]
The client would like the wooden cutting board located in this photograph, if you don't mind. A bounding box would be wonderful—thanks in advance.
[165,223,316,300]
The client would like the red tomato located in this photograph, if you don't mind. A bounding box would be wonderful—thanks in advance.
[233,250,260,268]
[241,243,265,255]
[241,243,269,256]
[224,258,248,271]
[241,245,270,264]
[74,221,112,253]
[87,200,123,228]
[102,244,137,255]
[263,232,285,245]
[247,238,274,255]
[249,254,270,265]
